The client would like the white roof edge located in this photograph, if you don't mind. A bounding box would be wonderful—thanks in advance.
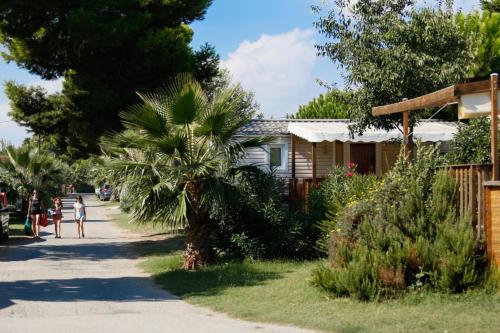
[287,122,456,143]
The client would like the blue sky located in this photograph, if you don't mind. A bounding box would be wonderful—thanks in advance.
[0,0,481,145]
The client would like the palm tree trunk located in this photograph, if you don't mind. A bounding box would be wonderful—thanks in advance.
[182,182,215,270]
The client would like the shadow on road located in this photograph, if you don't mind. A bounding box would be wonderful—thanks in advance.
[0,235,186,263]
[0,276,177,310]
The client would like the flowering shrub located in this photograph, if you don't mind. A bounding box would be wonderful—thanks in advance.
[309,164,377,253]
[311,144,495,300]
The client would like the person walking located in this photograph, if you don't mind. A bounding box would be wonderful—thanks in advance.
[53,197,63,238]
[27,190,44,239]
[73,195,86,239]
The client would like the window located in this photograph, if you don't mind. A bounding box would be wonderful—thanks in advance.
[268,143,287,171]
[270,147,282,168]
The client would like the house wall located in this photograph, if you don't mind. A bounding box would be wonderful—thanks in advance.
[380,143,401,174]
[241,136,292,178]
[294,137,333,179]
[243,136,451,180]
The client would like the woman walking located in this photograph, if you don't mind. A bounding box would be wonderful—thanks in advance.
[73,195,86,239]
[27,190,44,239]
[53,197,63,238]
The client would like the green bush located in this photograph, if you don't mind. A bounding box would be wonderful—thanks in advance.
[312,144,494,300]
[310,164,377,252]
[210,171,320,260]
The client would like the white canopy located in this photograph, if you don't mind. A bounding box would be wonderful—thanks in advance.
[287,121,457,143]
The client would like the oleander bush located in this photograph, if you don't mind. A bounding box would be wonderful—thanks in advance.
[311,144,495,300]
[308,163,377,252]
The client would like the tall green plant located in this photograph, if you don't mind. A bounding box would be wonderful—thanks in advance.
[0,145,66,204]
[101,75,267,269]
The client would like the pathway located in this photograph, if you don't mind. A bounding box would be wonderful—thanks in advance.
[0,195,314,333]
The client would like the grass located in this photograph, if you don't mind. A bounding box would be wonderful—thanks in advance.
[108,206,180,235]
[113,212,500,333]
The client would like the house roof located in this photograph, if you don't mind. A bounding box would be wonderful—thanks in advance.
[236,119,348,136]
[238,119,457,143]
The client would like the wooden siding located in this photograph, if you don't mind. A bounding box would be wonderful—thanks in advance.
[335,141,344,166]
[485,182,500,265]
[381,143,401,174]
[295,137,333,178]
[241,136,292,178]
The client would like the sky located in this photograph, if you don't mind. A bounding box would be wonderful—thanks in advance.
[0,0,481,146]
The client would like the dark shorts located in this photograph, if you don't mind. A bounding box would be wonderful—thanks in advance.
[31,209,42,215]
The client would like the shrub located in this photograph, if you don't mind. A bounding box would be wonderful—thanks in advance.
[210,171,320,260]
[312,144,494,300]
[311,164,377,252]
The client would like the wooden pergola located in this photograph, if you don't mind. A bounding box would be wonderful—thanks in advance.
[372,73,500,180]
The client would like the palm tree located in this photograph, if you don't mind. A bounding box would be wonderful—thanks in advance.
[0,145,65,205]
[102,75,267,269]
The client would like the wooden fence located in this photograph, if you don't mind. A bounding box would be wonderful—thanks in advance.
[444,164,492,240]
[289,178,323,211]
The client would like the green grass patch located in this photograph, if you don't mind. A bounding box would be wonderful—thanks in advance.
[112,212,500,333]
[109,210,179,236]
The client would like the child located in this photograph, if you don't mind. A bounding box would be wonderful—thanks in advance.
[73,195,86,239]
[53,197,63,238]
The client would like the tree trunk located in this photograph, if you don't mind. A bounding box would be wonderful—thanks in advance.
[182,215,215,270]
[182,181,215,270]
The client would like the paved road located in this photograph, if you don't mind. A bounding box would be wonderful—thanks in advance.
[0,195,314,333]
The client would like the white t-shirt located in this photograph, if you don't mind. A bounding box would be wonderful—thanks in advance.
[74,202,85,219]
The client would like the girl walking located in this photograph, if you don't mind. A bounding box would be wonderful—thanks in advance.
[53,197,63,238]
[27,190,44,239]
[73,195,86,239]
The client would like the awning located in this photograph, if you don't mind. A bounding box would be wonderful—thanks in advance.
[287,121,457,143]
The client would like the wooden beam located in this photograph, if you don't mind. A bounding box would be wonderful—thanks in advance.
[372,79,500,117]
[291,134,296,179]
[455,79,493,95]
[372,86,457,116]
[312,142,317,187]
[491,73,499,181]
[403,111,409,156]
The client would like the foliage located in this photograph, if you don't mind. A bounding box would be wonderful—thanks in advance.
[210,171,320,260]
[313,0,475,134]
[100,74,267,269]
[0,0,216,157]
[308,163,378,252]
[481,0,500,12]
[289,90,350,119]
[457,9,500,78]
[0,145,66,204]
[4,81,81,156]
[311,144,493,300]
[447,118,494,164]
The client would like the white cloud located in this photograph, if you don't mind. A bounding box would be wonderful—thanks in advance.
[0,78,63,146]
[221,28,321,117]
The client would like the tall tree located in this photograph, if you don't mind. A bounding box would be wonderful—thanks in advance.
[289,90,350,119]
[313,0,476,134]
[0,0,216,157]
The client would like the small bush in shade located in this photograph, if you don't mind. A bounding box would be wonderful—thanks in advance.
[311,144,495,301]
[210,171,320,260]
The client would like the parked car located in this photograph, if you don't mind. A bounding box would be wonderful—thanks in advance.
[99,186,112,201]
